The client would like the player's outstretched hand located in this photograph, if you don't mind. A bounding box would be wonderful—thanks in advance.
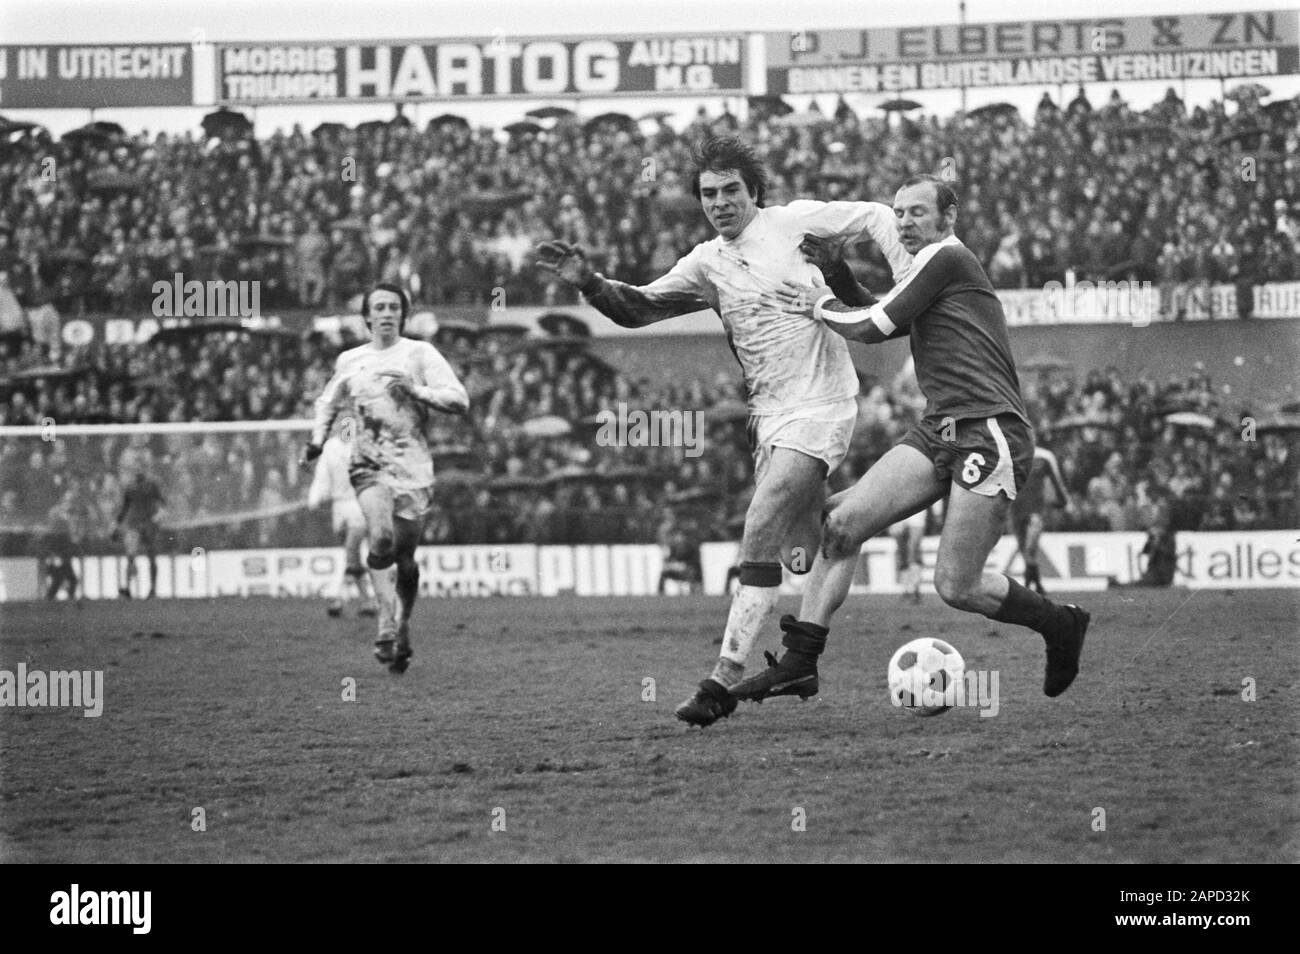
[799,234,848,274]
[299,443,322,470]
[774,279,823,319]
[534,240,594,288]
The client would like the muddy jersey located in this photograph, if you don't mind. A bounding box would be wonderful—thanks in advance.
[584,201,909,416]
[310,337,466,493]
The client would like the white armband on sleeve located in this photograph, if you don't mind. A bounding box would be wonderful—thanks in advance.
[814,294,896,336]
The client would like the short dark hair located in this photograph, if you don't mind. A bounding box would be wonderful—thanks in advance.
[899,174,959,216]
[690,136,768,207]
[362,282,410,330]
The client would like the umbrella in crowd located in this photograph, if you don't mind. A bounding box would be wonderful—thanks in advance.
[433,318,482,345]
[0,115,41,136]
[201,108,253,139]
[311,121,350,138]
[639,109,675,122]
[879,98,923,113]
[86,120,126,137]
[1225,83,1270,102]
[537,312,590,338]
[60,124,114,144]
[86,170,141,194]
[504,120,544,137]
[1164,410,1218,430]
[966,102,1018,120]
[1255,412,1300,434]
[519,415,573,438]
[356,115,409,135]
[427,113,470,132]
[584,112,637,133]
[526,106,574,121]
[747,95,793,118]
[1260,98,1296,120]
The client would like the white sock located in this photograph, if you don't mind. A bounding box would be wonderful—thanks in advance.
[369,565,398,631]
[718,584,780,669]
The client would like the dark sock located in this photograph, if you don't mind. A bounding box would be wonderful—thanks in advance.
[780,615,828,657]
[396,563,419,614]
[991,577,1070,635]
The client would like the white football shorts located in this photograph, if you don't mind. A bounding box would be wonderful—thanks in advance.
[750,397,857,485]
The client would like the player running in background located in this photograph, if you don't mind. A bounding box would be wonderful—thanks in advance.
[113,469,163,599]
[307,430,378,618]
[536,136,909,726]
[890,508,927,603]
[1011,446,1071,594]
[733,174,1089,705]
[303,283,469,673]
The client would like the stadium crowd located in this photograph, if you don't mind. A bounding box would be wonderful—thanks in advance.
[1,87,1298,561]
[1,86,1297,313]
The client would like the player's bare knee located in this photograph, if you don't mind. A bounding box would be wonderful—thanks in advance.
[933,569,978,610]
[820,518,859,561]
[367,535,396,570]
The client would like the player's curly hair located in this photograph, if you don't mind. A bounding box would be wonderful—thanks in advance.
[690,136,768,207]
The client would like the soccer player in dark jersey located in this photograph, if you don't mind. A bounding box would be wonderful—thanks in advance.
[732,174,1089,704]
[1011,446,1071,594]
[113,470,164,599]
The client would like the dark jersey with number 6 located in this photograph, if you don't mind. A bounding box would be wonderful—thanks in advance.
[820,235,1029,425]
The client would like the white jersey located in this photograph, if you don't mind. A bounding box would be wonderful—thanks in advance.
[310,337,467,493]
[643,201,909,416]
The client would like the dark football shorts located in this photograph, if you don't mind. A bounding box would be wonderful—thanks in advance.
[900,413,1034,501]
[121,524,158,555]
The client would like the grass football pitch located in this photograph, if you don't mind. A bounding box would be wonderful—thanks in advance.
[2,589,1296,863]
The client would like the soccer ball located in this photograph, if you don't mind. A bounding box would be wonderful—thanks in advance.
[887,637,965,717]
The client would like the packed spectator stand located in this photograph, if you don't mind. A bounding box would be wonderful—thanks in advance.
[1,87,1298,560]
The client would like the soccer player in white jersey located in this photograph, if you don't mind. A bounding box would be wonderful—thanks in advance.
[302,283,469,673]
[536,136,910,726]
[307,431,379,618]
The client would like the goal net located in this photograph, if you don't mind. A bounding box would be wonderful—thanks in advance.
[0,419,328,566]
